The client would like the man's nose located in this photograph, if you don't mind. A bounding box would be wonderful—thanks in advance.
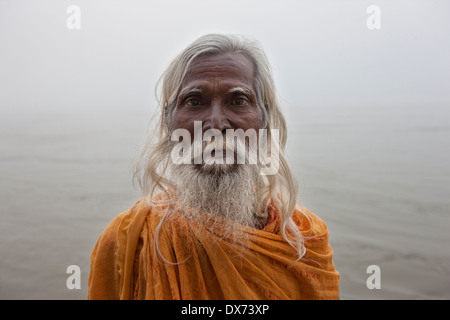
[202,100,232,134]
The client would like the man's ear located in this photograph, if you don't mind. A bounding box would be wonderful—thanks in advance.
[258,103,268,129]
[164,102,176,132]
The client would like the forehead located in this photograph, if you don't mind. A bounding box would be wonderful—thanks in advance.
[181,52,256,89]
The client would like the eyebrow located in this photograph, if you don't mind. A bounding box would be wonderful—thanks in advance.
[178,87,203,99]
[177,85,255,100]
[228,86,254,96]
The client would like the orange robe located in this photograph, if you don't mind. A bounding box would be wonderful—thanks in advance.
[88,197,340,300]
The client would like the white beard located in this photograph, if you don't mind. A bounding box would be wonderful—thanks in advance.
[168,135,268,231]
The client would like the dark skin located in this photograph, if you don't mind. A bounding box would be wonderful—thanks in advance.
[170,52,263,139]
[170,53,268,227]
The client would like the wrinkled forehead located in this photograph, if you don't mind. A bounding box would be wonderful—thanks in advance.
[181,52,256,89]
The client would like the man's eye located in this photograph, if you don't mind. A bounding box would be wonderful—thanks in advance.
[234,97,247,106]
[186,98,200,106]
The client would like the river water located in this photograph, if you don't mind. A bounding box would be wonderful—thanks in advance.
[0,103,449,299]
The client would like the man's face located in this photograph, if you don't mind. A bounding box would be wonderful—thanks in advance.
[171,52,264,138]
[168,52,267,227]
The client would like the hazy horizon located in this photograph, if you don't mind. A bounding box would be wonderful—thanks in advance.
[1,0,449,116]
[1,0,449,300]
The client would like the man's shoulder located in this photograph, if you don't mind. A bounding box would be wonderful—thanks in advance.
[88,198,153,299]
[293,205,330,239]
[97,199,153,242]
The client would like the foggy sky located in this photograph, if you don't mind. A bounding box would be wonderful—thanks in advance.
[1,0,449,115]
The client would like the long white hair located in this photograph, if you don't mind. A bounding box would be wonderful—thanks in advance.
[134,33,306,260]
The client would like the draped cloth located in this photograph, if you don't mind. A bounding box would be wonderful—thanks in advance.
[87,195,340,300]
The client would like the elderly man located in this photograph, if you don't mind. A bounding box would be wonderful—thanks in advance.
[88,34,340,300]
